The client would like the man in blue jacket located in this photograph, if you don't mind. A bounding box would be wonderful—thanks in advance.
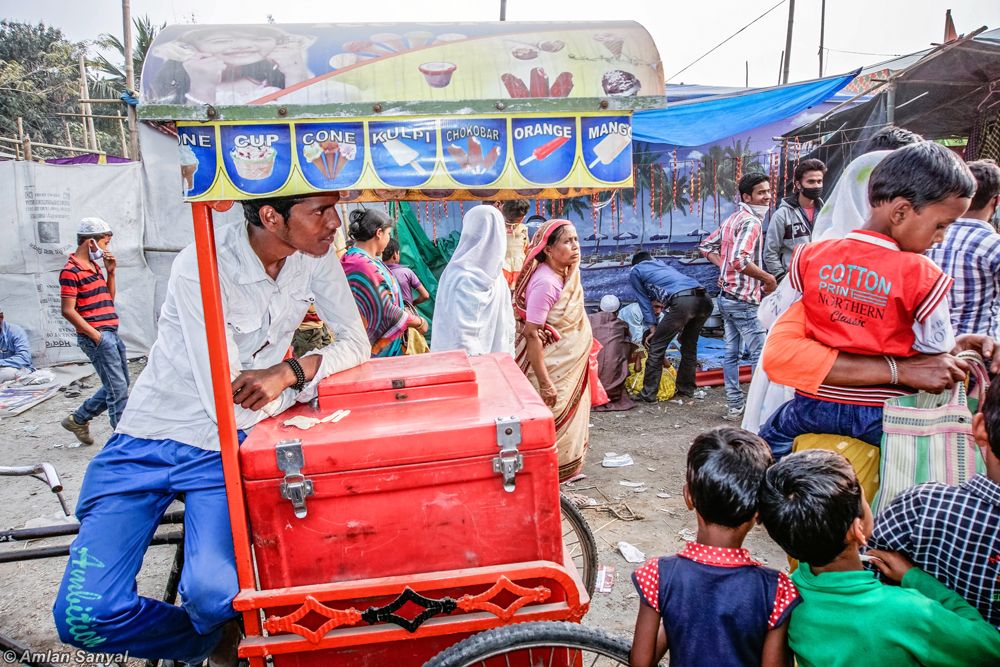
[0,307,34,382]
[629,253,713,403]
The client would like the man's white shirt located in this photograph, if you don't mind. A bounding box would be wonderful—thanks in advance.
[116,222,370,450]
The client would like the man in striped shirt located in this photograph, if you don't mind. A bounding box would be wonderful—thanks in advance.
[926,159,1000,340]
[700,173,777,420]
[59,217,128,445]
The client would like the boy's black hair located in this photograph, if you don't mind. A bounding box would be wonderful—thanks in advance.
[686,427,774,527]
[242,196,306,227]
[76,233,112,246]
[631,251,653,266]
[382,237,400,262]
[981,376,1000,461]
[738,172,769,200]
[758,450,863,567]
[501,199,530,223]
[793,158,826,184]
[968,159,1000,212]
[865,125,922,152]
[868,141,976,212]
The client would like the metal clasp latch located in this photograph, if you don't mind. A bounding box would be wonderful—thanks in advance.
[492,417,523,493]
[276,439,313,519]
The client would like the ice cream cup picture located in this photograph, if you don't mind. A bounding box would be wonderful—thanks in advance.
[230,145,277,180]
[602,70,642,96]
[418,62,457,88]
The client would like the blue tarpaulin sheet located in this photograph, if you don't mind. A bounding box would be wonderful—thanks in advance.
[632,71,858,146]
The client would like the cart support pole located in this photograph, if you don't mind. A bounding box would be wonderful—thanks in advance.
[190,202,263,642]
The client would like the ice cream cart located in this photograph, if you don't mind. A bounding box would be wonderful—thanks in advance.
[139,20,665,666]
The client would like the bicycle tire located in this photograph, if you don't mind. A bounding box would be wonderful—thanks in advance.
[423,621,632,667]
[560,493,598,597]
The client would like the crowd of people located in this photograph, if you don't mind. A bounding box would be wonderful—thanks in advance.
[13,123,996,664]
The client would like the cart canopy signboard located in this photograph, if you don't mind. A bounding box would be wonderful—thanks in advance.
[140,21,665,202]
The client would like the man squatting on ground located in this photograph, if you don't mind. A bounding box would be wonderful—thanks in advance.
[52,194,370,664]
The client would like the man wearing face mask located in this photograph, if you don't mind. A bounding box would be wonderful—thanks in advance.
[700,173,777,420]
[763,158,826,282]
[926,158,1000,339]
[59,217,128,445]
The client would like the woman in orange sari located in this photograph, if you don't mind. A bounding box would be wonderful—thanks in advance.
[514,219,593,481]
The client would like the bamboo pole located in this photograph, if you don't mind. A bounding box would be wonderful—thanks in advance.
[77,54,92,150]
[63,119,74,148]
[0,135,105,155]
[78,53,99,151]
[122,0,139,159]
[117,110,129,159]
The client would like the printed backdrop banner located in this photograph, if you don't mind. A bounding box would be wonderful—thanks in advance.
[0,161,156,366]
[175,113,633,201]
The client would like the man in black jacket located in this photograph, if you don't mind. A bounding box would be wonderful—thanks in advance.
[763,158,826,281]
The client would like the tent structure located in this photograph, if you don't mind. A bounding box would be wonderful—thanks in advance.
[784,27,1000,180]
[633,71,858,146]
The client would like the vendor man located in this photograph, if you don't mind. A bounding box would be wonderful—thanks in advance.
[53,194,370,664]
[0,307,34,382]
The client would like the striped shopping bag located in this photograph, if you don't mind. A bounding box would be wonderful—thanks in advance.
[873,353,989,514]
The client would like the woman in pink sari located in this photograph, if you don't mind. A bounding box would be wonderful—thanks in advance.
[514,219,593,481]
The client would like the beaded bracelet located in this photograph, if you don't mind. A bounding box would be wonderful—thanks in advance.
[883,355,899,385]
[284,357,307,392]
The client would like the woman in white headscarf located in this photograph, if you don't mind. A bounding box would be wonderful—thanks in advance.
[431,205,516,356]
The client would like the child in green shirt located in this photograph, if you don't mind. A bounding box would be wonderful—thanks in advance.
[758,449,1000,666]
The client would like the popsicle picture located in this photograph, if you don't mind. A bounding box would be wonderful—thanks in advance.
[588,133,631,168]
[518,135,571,166]
[383,138,426,175]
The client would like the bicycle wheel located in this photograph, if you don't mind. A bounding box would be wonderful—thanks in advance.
[423,621,631,667]
[560,493,598,597]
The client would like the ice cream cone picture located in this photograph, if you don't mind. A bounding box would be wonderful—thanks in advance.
[179,144,199,192]
[370,32,406,53]
[303,142,328,178]
[405,31,434,49]
[594,32,626,58]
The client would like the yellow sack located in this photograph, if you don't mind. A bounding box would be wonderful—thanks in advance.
[405,327,429,355]
[786,434,881,572]
[625,353,677,402]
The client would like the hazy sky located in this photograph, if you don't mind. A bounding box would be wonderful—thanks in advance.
[3,0,997,88]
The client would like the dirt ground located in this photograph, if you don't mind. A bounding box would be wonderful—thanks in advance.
[0,364,787,665]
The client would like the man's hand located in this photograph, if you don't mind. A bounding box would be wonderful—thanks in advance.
[953,334,1000,374]
[866,549,914,584]
[897,353,968,393]
[102,250,117,274]
[761,273,778,295]
[231,363,296,411]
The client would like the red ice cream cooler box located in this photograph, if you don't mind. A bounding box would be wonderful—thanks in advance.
[236,351,588,666]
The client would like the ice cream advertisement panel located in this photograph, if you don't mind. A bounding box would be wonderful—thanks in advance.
[140,21,664,119]
[175,112,633,202]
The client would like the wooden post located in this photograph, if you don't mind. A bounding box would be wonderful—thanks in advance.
[122,0,140,159]
[117,110,129,159]
[23,136,32,162]
[782,0,796,84]
[64,119,74,148]
[78,53,99,151]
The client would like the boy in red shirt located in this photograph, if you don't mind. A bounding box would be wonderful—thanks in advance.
[59,217,129,445]
[760,142,975,458]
